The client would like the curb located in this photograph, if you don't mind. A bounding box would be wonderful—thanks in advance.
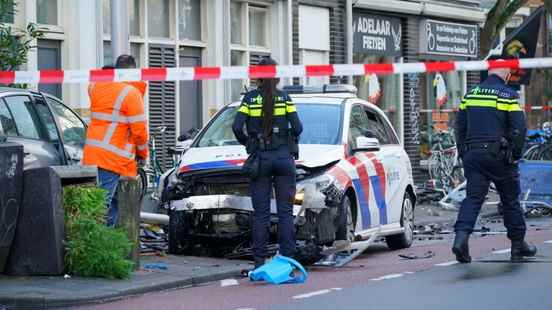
[0,268,245,309]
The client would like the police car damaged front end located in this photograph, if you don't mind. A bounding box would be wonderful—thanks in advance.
[163,161,348,261]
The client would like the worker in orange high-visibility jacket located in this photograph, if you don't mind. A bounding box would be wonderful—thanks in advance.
[83,55,149,226]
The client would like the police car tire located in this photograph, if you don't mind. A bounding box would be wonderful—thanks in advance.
[168,209,194,255]
[335,194,355,242]
[385,193,415,250]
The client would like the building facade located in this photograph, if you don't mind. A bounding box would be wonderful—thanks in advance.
[350,0,485,182]
[10,0,487,177]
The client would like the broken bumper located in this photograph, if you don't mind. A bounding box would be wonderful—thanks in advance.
[170,194,303,216]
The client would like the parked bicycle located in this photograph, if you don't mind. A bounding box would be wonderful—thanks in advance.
[138,126,198,202]
[523,126,552,161]
[427,129,464,193]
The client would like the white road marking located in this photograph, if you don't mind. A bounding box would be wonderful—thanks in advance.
[220,279,239,287]
[371,273,404,281]
[236,308,255,310]
[435,261,459,267]
[544,240,552,244]
[403,271,415,274]
[492,248,511,254]
[330,288,343,291]
[293,289,332,300]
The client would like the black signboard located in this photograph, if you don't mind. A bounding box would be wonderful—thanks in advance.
[353,12,402,56]
[420,19,479,57]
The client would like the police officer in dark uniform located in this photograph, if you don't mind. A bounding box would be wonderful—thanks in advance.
[453,57,537,263]
[232,57,303,268]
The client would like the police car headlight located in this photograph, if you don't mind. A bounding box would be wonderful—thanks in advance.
[295,174,336,205]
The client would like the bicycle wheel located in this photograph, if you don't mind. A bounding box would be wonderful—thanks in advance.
[523,144,540,160]
[137,168,148,201]
[538,143,552,160]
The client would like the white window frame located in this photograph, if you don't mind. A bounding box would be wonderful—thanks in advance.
[36,0,62,29]
[228,1,272,101]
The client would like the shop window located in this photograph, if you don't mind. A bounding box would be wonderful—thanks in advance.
[353,54,402,141]
[178,0,201,41]
[249,6,268,47]
[420,71,466,158]
[0,0,14,24]
[148,0,170,38]
[37,0,57,25]
[102,0,140,36]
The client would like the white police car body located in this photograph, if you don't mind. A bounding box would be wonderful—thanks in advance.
[163,85,416,261]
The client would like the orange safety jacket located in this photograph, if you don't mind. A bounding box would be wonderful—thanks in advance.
[83,81,149,177]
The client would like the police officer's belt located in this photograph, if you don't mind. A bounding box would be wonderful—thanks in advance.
[466,141,502,154]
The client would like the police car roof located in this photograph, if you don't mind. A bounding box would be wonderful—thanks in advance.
[228,84,356,107]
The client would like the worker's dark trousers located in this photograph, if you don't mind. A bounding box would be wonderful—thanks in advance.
[250,148,296,258]
[454,149,526,241]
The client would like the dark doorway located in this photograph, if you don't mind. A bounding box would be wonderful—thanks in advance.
[37,40,62,98]
[179,47,202,134]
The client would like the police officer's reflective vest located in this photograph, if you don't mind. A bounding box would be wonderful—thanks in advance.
[232,89,302,153]
[83,81,149,177]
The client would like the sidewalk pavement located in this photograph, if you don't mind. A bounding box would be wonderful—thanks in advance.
[0,255,250,309]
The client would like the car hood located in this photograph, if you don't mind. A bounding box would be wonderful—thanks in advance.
[177,144,344,174]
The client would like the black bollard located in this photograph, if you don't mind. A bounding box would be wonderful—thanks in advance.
[0,142,23,273]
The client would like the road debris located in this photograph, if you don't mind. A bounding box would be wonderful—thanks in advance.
[140,224,168,255]
[143,262,168,270]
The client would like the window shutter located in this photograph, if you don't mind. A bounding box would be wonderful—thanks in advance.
[148,45,176,170]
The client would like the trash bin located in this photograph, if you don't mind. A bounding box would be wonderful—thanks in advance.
[0,143,23,273]
[5,165,97,276]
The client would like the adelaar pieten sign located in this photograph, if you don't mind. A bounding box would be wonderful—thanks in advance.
[353,12,402,56]
[420,19,478,57]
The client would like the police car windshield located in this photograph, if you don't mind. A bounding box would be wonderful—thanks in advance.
[196,103,342,147]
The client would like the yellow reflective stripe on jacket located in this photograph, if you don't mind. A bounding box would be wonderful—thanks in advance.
[238,104,250,115]
[286,102,297,113]
[465,94,498,100]
[460,99,521,112]
[239,102,294,117]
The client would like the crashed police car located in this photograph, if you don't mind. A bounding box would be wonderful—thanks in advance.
[159,85,416,263]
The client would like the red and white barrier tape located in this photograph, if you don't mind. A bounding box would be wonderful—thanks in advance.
[3,57,552,84]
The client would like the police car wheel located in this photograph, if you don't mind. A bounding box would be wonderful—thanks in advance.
[168,209,194,255]
[335,194,355,242]
[385,193,414,250]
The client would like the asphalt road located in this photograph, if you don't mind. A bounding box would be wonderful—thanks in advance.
[82,216,552,310]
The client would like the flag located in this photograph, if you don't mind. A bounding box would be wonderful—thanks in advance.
[485,5,545,86]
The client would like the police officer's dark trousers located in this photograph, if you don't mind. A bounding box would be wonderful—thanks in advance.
[454,149,526,241]
[250,146,296,258]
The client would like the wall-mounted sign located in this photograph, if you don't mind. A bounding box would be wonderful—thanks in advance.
[420,19,479,57]
[353,12,402,56]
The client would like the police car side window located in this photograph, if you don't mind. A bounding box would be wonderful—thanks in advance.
[348,105,370,147]
[364,108,391,145]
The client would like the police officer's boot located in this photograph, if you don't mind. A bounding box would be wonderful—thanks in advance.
[510,240,537,262]
[452,231,472,263]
